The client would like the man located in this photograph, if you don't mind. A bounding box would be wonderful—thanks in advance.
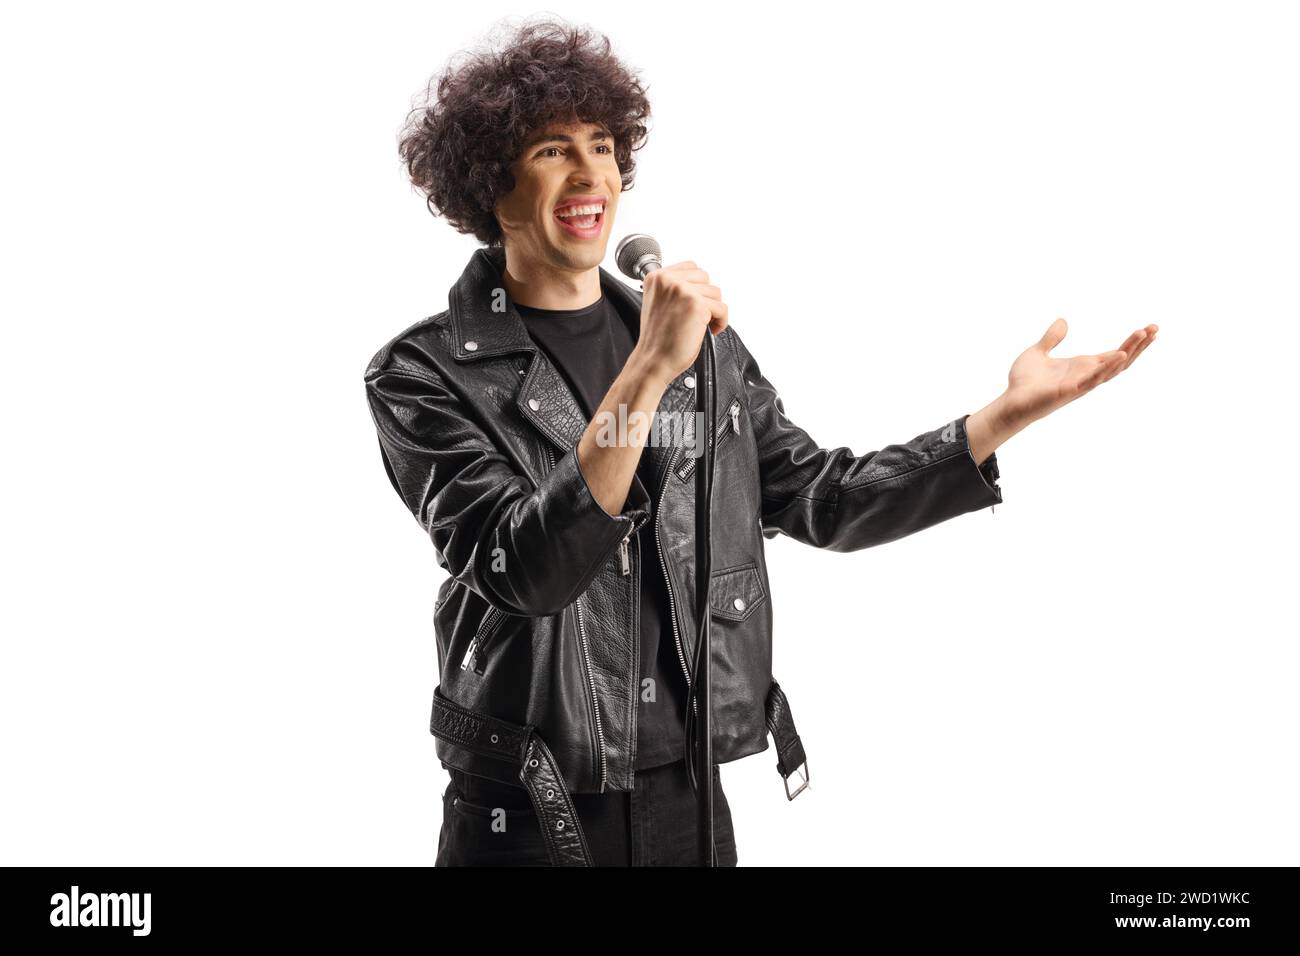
[363,18,1157,867]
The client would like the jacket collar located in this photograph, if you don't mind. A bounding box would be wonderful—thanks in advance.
[448,245,645,363]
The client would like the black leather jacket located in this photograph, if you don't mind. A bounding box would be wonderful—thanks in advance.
[363,245,1003,795]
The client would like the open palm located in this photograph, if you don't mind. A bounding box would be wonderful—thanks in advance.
[1001,318,1158,427]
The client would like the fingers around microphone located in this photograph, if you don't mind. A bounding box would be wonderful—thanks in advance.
[706,298,729,334]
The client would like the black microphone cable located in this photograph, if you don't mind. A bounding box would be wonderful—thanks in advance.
[683,328,719,866]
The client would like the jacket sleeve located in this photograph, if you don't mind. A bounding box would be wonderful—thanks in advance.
[727,327,1003,552]
[364,363,650,617]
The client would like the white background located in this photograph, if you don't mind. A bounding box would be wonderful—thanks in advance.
[2,1,1296,866]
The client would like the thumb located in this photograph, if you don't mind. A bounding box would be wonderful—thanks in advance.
[1037,317,1068,354]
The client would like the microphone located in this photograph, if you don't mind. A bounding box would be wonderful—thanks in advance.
[615,233,662,281]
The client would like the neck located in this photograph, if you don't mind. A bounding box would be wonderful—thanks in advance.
[500,244,602,310]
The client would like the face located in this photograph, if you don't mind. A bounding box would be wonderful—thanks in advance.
[494,119,621,272]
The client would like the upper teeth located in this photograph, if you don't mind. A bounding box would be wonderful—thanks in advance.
[556,203,604,218]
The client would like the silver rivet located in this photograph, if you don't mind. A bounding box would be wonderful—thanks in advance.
[528,398,540,411]
[556,819,565,830]
[546,788,555,799]
[733,597,746,611]
[683,375,695,388]
[464,340,478,352]
[529,758,539,768]
[517,368,525,375]
[490,733,498,743]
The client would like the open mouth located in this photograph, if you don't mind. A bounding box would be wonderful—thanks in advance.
[553,200,606,239]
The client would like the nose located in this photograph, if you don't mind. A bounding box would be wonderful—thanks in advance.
[568,149,601,187]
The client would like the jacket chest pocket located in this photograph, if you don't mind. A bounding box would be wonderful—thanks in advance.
[676,397,742,483]
[708,563,767,623]
[459,606,511,675]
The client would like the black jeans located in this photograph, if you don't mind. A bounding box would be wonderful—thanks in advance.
[435,758,738,866]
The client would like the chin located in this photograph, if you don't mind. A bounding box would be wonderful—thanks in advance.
[553,242,607,269]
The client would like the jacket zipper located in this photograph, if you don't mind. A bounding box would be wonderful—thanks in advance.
[656,445,698,721]
[540,439,610,791]
[618,530,632,575]
[543,437,648,789]
[676,397,741,482]
[573,594,608,792]
[618,480,653,575]
[539,439,608,789]
[459,606,508,675]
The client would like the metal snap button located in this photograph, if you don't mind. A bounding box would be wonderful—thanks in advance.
[464,340,478,352]
[528,398,540,411]
[546,788,555,799]
[683,375,696,389]
[489,733,498,743]
[556,819,565,830]
[733,597,746,611]
[529,758,539,768]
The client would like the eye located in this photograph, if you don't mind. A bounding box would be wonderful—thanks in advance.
[539,146,562,158]
[595,144,613,154]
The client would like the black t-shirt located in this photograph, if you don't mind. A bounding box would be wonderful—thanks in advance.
[517,293,689,772]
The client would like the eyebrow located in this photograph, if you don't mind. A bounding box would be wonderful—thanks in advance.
[526,128,612,148]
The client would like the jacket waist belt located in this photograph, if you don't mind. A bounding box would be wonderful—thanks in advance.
[430,680,810,866]
[429,685,593,865]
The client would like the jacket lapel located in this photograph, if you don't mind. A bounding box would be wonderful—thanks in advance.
[447,246,693,502]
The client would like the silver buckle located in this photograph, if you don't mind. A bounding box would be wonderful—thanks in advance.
[782,759,810,800]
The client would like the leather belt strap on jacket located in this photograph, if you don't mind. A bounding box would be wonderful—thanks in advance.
[765,680,811,800]
[430,680,810,866]
[430,685,593,866]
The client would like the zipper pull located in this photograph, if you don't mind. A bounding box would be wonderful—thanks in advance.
[730,402,740,435]
[618,534,631,575]
[459,636,478,671]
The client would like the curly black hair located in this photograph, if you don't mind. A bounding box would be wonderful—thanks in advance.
[398,17,652,247]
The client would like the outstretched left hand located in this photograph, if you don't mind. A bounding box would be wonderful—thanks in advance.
[999,318,1158,429]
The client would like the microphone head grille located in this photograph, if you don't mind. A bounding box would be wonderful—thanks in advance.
[615,233,662,280]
